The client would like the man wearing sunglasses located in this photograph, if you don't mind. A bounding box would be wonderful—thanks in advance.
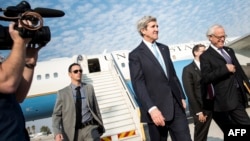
[52,63,105,141]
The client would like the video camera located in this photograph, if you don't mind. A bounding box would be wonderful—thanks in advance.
[0,1,65,49]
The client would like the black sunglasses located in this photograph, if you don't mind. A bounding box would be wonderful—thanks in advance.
[72,69,83,74]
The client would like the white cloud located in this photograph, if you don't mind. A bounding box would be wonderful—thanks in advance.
[1,0,250,61]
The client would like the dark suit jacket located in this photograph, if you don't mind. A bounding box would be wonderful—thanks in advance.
[52,83,104,141]
[182,61,203,116]
[182,61,213,117]
[129,41,186,123]
[200,46,250,112]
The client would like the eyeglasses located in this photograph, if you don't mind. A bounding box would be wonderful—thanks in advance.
[72,69,83,74]
[211,34,227,40]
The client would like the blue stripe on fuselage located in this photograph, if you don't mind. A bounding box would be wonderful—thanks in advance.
[20,93,57,121]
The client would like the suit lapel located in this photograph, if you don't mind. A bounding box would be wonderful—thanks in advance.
[208,46,237,65]
[140,42,169,78]
[66,85,75,104]
[139,42,163,69]
[82,84,90,107]
[157,43,170,77]
[191,61,201,76]
[223,47,237,64]
[207,46,226,62]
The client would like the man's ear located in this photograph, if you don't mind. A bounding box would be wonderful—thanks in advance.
[207,35,212,42]
[141,28,146,35]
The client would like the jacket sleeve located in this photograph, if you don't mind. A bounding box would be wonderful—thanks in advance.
[129,52,154,111]
[52,91,63,136]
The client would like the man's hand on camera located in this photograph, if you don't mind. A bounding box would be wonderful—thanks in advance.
[25,44,43,68]
[9,21,31,45]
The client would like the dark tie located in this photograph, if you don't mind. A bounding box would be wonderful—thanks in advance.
[207,84,214,100]
[219,48,232,64]
[75,86,82,127]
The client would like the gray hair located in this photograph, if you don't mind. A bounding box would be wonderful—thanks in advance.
[137,16,157,37]
[206,24,224,37]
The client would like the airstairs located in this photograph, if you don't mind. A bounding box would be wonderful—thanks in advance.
[82,56,143,141]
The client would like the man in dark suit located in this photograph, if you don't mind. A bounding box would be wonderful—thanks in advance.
[200,24,250,130]
[182,44,215,141]
[129,15,192,141]
[52,63,105,141]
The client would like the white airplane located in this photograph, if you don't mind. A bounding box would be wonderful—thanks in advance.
[18,34,250,140]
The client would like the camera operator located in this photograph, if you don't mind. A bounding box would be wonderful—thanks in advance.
[0,21,43,141]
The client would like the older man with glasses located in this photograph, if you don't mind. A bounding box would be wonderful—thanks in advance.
[52,63,105,141]
[200,24,250,136]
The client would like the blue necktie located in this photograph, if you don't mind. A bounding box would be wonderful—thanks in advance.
[152,43,167,77]
[219,48,232,64]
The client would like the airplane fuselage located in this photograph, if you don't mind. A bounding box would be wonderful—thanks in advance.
[20,36,250,121]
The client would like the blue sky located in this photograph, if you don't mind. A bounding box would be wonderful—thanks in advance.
[1,0,250,133]
[1,0,250,62]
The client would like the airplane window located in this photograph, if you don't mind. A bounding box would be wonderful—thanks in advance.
[45,74,50,79]
[121,63,125,68]
[37,75,42,80]
[54,72,58,78]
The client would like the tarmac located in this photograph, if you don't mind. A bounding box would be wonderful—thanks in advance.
[30,107,250,141]
[168,107,250,141]
[181,117,224,141]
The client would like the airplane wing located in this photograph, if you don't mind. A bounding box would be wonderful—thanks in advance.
[226,33,250,79]
[226,33,250,51]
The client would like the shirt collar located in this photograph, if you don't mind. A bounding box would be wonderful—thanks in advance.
[210,44,219,50]
[194,59,200,70]
[71,83,82,90]
[210,44,225,54]
[143,39,155,48]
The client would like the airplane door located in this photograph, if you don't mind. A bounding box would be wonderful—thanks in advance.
[75,55,90,74]
[87,58,101,73]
